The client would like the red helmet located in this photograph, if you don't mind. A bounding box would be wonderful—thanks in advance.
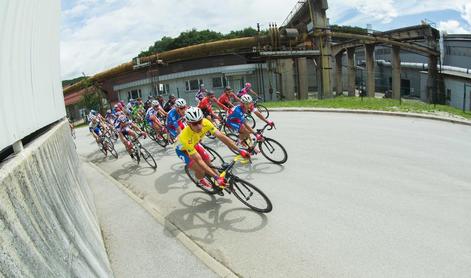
[245,82,252,88]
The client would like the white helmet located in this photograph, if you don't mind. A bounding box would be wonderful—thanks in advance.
[240,94,253,104]
[184,107,203,123]
[175,98,186,108]
[151,100,159,106]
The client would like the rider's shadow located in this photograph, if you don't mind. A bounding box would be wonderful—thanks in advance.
[154,162,191,194]
[164,191,268,244]
[109,161,156,181]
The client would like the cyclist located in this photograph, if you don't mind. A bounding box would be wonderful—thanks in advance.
[88,115,105,145]
[237,82,258,98]
[145,100,168,135]
[218,86,240,108]
[226,94,274,148]
[197,91,228,124]
[115,114,146,157]
[176,107,250,189]
[165,98,187,140]
[163,94,177,112]
[195,84,207,104]
[156,95,165,107]
[105,109,116,126]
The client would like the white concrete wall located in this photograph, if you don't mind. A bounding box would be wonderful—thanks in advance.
[0,0,66,150]
[0,120,113,277]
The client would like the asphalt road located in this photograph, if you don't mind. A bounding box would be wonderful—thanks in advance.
[75,112,471,278]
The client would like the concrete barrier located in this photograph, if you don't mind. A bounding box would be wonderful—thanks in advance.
[0,120,112,277]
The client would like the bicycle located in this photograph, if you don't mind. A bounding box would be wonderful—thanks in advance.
[98,134,118,159]
[226,123,288,165]
[185,154,273,213]
[126,133,157,169]
[253,97,269,119]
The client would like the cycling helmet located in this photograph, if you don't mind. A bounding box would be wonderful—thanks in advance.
[240,94,253,104]
[206,91,215,96]
[175,98,186,108]
[184,107,203,123]
[169,94,176,100]
[90,110,97,115]
[245,82,252,88]
[200,84,205,88]
[225,86,232,91]
[106,109,111,114]
[151,100,159,106]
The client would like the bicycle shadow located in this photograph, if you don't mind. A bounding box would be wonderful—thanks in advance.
[109,161,157,182]
[164,191,269,244]
[154,162,191,194]
[232,161,285,180]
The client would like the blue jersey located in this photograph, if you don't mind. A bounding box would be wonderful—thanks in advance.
[166,108,182,129]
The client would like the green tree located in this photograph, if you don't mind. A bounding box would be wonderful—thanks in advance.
[138,27,267,57]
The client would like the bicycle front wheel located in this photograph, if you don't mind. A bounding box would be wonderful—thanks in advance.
[139,146,157,169]
[259,137,288,164]
[231,178,272,213]
[256,104,269,118]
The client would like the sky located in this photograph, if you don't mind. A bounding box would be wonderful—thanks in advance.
[60,0,471,80]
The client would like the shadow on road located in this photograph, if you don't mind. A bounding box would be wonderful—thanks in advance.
[164,191,269,243]
[108,161,157,181]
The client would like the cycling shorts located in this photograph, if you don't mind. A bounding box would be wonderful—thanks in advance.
[175,143,210,167]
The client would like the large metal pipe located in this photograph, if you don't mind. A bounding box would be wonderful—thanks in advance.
[64,36,272,95]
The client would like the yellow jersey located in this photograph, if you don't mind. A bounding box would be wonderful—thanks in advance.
[177,118,216,155]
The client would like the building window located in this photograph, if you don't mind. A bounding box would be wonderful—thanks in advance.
[128,89,141,100]
[185,79,203,91]
[159,83,170,94]
[212,77,223,88]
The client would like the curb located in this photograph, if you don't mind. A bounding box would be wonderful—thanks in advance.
[267,108,471,127]
[86,161,238,278]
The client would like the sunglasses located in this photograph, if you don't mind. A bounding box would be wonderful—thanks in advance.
[189,120,203,126]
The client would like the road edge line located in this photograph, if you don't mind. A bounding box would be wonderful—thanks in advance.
[268,108,471,126]
[87,161,239,278]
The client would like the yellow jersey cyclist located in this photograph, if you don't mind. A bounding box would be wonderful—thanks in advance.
[176,107,251,189]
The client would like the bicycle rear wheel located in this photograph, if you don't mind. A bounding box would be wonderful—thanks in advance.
[225,133,240,155]
[203,146,224,165]
[231,177,272,213]
[258,137,288,164]
[185,166,218,194]
[139,146,157,169]
[256,104,269,118]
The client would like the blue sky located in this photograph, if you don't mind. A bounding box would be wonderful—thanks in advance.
[60,0,471,80]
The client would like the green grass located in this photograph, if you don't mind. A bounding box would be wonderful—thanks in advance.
[264,97,471,120]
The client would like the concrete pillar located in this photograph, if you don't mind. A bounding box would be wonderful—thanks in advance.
[391,46,401,100]
[277,59,296,100]
[311,0,332,99]
[335,52,343,96]
[427,54,438,103]
[365,44,376,98]
[13,140,24,154]
[297,57,309,100]
[347,48,356,97]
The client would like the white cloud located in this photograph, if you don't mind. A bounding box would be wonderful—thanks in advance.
[60,0,471,80]
[60,0,291,79]
[438,20,470,34]
[462,3,471,25]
